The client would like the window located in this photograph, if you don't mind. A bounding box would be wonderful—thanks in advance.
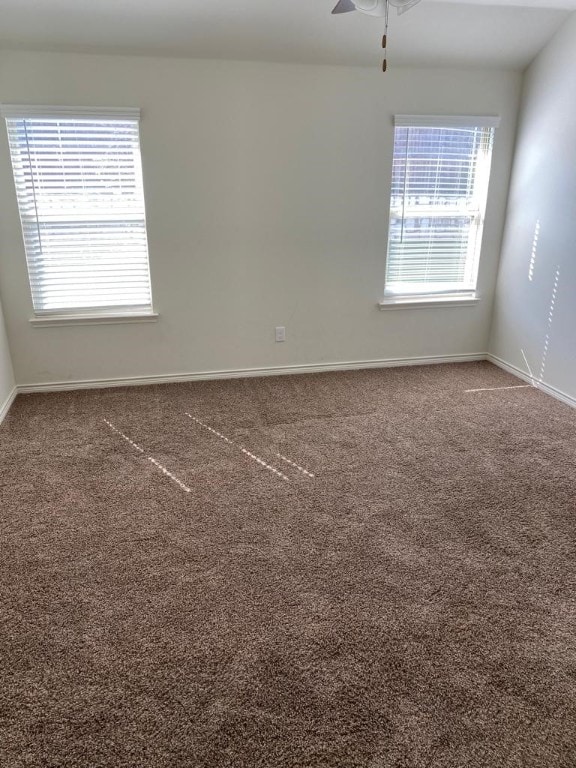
[2,105,154,321]
[383,115,499,305]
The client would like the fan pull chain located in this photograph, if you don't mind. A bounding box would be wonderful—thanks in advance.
[382,0,390,72]
[382,34,387,72]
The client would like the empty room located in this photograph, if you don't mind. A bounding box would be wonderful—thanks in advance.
[0,0,575,765]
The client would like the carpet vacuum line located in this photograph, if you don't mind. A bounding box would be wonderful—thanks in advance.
[103,419,191,494]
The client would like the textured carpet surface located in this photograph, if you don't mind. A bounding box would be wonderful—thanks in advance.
[1,362,576,767]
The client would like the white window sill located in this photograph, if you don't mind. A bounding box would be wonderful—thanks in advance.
[30,312,159,327]
[378,295,480,310]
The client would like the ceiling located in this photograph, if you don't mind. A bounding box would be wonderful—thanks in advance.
[0,0,574,70]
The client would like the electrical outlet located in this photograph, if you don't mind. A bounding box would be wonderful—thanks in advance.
[275,326,286,343]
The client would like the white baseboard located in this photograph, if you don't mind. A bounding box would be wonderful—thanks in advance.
[17,353,487,394]
[12,354,576,411]
[0,386,17,425]
[487,354,576,410]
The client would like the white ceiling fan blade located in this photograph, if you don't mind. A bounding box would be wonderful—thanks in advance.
[332,0,357,14]
[389,0,422,15]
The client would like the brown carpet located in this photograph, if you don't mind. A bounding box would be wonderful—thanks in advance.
[1,361,575,767]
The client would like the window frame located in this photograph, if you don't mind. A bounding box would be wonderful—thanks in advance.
[1,104,157,326]
[380,114,500,309]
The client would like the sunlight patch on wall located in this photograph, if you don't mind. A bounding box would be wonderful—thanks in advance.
[521,349,535,380]
[528,219,540,281]
[539,266,560,383]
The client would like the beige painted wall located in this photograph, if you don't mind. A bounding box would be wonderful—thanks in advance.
[0,51,521,387]
[489,13,576,402]
[0,292,15,413]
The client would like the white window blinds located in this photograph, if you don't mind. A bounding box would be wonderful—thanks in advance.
[385,115,499,298]
[2,105,153,316]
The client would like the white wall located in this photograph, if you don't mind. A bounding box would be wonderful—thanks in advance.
[0,50,521,387]
[490,13,576,403]
[0,292,16,417]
